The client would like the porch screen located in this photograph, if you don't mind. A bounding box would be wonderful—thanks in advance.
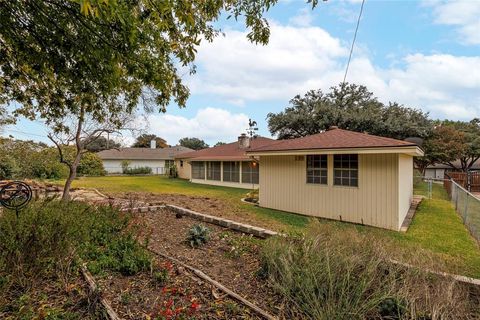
[242,161,259,184]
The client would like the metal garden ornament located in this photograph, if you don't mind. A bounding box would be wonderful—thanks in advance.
[0,181,33,217]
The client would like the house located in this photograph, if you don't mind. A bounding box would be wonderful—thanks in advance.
[97,143,193,174]
[174,134,275,188]
[246,127,423,231]
[423,160,480,180]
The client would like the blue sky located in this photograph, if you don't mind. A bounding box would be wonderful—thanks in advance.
[3,0,480,146]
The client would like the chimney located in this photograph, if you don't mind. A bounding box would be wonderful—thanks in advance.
[150,140,156,149]
[238,133,250,149]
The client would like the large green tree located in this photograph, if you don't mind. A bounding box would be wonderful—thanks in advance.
[86,136,121,152]
[1,0,306,199]
[427,120,480,172]
[267,83,433,141]
[179,137,209,150]
[132,134,168,148]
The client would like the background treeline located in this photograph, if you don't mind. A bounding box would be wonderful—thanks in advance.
[0,138,105,180]
[267,83,480,173]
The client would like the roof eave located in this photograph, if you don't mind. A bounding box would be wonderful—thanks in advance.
[246,145,424,157]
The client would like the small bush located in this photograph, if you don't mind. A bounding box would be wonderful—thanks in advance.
[123,166,152,175]
[187,224,210,248]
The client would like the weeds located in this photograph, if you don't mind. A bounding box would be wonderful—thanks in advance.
[260,221,480,319]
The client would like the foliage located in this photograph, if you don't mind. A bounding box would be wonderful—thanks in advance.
[214,141,227,147]
[85,136,121,152]
[261,222,479,319]
[0,153,18,179]
[426,120,480,171]
[122,166,153,175]
[132,134,168,148]
[76,151,106,176]
[267,83,433,141]
[179,137,209,150]
[1,0,302,198]
[121,160,131,172]
[187,224,210,248]
[168,164,178,178]
[0,200,152,285]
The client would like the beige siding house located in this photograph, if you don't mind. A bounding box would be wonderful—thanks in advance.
[247,127,423,230]
[175,134,275,188]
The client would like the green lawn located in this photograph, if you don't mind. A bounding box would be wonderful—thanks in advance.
[54,176,480,278]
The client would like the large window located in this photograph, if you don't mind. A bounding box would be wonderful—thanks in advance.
[223,161,240,182]
[191,161,205,179]
[306,155,327,184]
[206,161,221,181]
[242,161,259,184]
[334,154,358,187]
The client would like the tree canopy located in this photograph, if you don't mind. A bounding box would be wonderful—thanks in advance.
[214,141,227,147]
[132,134,168,148]
[0,0,298,198]
[86,136,121,152]
[267,83,433,141]
[179,137,209,150]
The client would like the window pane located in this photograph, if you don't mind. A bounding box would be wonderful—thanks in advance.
[306,155,327,184]
[207,161,221,181]
[192,162,205,179]
[223,161,240,182]
[333,155,358,187]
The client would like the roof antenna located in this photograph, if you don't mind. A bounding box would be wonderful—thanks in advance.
[247,119,258,139]
[343,0,365,84]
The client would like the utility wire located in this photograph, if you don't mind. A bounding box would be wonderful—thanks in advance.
[343,0,365,84]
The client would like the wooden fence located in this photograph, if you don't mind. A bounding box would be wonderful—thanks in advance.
[445,172,480,192]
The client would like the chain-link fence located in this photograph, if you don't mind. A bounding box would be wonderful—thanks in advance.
[445,179,480,243]
[104,166,168,175]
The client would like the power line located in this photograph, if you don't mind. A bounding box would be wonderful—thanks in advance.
[343,0,365,84]
[3,129,48,138]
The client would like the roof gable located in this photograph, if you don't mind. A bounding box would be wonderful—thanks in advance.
[177,136,275,160]
[248,128,417,153]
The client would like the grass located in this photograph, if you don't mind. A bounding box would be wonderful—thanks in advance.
[53,175,309,230]
[52,176,480,278]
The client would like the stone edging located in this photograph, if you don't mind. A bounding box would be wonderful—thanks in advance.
[165,205,278,239]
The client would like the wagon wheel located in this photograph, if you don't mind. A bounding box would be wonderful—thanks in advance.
[0,181,33,210]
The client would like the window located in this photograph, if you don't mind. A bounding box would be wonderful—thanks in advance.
[334,154,358,187]
[206,161,221,181]
[223,161,240,182]
[306,155,327,184]
[191,161,205,179]
[242,161,259,184]
[180,160,184,167]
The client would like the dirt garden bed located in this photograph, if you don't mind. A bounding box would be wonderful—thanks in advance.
[95,256,258,319]
[131,208,284,318]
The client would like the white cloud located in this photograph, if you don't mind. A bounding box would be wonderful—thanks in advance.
[144,107,250,145]
[427,0,480,45]
[289,8,314,27]
[188,22,348,104]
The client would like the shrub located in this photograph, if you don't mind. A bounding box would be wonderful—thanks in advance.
[260,221,478,319]
[77,152,106,176]
[123,166,152,175]
[0,200,152,285]
[187,224,210,248]
[0,153,18,179]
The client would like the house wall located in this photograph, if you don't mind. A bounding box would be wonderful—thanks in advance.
[175,159,191,179]
[424,168,445,180]
[259,153,409,230]
[398,154,413,228]
[102,159,167,174]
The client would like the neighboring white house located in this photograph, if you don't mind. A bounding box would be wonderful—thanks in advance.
[423,160,480,179]
[97,143,193,174]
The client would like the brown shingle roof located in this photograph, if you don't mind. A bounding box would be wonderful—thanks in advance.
[176,136,276,161]
[248,128,417,153]
[97,146,193,160]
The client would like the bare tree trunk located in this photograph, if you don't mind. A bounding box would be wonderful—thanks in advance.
[62,152,82,201]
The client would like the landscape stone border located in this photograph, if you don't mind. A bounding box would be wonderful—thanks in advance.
[165,205,279,238]
[121,204,279,238]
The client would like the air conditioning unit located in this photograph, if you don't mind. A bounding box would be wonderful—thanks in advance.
[294,156,305,161]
